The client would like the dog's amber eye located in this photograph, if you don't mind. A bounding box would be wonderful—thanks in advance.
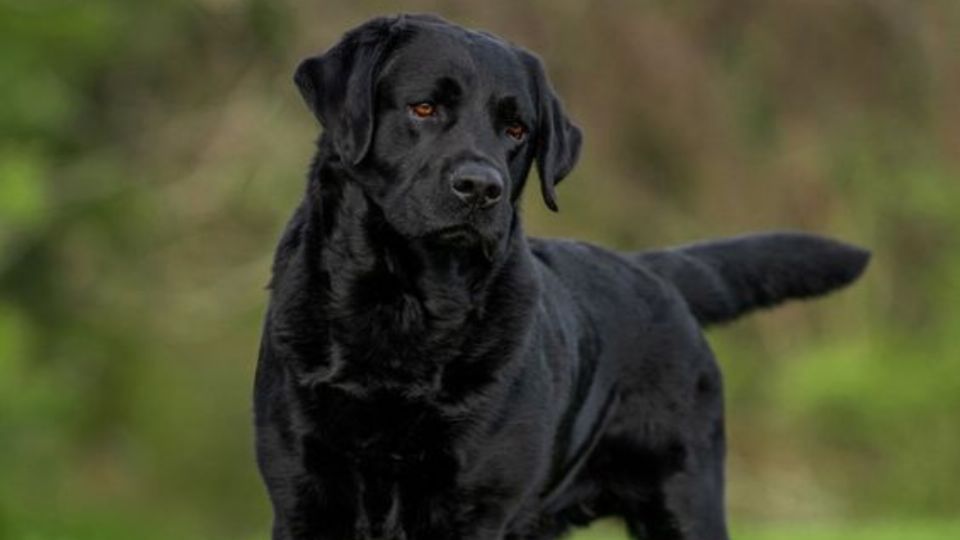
[506,122,527,141]
[410,102,437,118]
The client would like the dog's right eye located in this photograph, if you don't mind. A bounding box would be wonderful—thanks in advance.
[409,102,437,119]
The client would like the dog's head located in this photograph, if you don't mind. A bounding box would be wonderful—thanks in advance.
[295,15,581,252]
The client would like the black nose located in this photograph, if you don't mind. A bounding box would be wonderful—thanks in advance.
[451,164,504,208]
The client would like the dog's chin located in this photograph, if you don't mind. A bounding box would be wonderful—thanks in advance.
[423,225,501,261]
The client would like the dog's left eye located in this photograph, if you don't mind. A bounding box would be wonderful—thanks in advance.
[505,121,527,141]
[409,102,437,119]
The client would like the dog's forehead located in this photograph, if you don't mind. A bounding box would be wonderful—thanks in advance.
[383,24,531,96]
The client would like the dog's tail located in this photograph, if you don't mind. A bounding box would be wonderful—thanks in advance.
[636,232,870,327]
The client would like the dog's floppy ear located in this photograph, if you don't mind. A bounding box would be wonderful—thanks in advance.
[294,18,399,165]
[523,51,582,212]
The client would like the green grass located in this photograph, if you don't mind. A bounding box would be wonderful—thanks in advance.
[4,515,960,539]
[569,519,960,540]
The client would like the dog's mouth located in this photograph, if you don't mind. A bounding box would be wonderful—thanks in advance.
[429,225,483,246]
[422,224,500,261]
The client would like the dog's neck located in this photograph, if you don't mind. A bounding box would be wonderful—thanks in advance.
[275,151,538,395]
[315,157,506,324]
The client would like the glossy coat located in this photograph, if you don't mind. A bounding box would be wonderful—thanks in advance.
[254,14,869,540]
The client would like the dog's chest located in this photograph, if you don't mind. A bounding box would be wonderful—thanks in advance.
[303,388,468,537]
[340,458,462,539]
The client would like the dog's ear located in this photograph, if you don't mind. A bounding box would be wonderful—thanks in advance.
[294,18,399,165]
[523,51,582,212]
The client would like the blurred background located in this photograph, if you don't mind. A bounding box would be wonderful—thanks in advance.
[1,0,958,538]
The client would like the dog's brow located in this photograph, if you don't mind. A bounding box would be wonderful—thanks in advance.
[492,95,528,123]
[498,96,519,113]
[434,76,463,101]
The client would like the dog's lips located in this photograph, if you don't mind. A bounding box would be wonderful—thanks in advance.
[423,224,501,260]
[430,224,482,245]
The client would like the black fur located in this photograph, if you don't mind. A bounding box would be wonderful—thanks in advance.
[254,14,869,540]
[638,232,870,327]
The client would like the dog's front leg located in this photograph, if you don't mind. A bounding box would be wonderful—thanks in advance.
[259,452,360,540]
[460,517,508,540]
[265,479,359,540]
[454,501,516,540]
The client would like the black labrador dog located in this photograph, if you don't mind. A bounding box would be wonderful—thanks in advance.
[254,14,869,540]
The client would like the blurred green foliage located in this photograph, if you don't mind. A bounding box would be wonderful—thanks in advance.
[1,1,957,538]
